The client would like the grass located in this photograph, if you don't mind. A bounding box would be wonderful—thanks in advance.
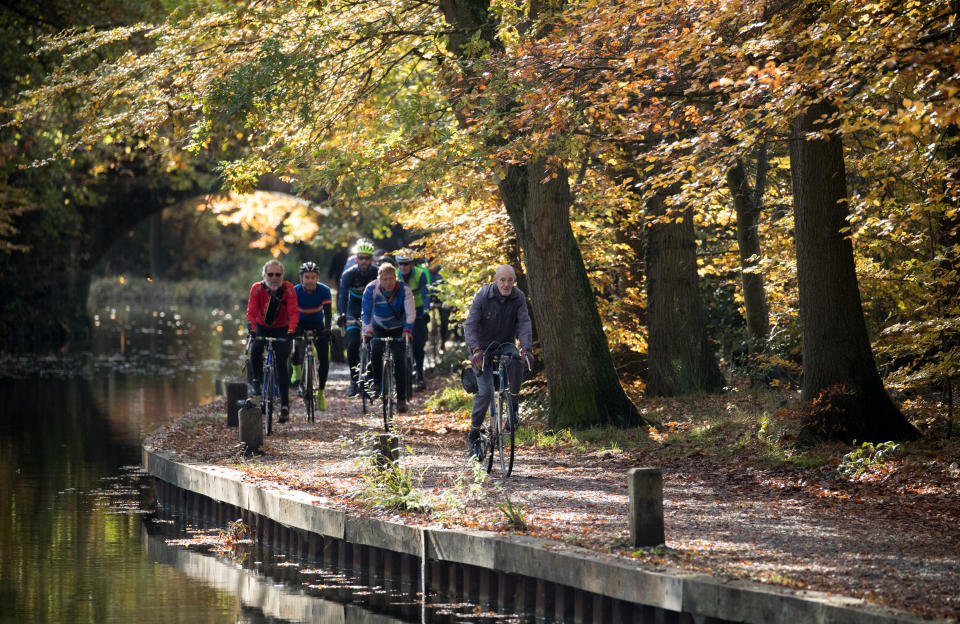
[424,383,473,414]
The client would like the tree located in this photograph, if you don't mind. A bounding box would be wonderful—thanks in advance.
[790,98,918,443]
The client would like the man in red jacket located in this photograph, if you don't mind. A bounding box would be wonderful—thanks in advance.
[246,259,298,422]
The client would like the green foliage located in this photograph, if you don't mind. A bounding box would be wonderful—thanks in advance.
[424,384,473,414]
[495,489,527,530]
[837,441,903,478]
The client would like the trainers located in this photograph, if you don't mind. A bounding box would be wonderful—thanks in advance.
[348,379,359,397]
[398,400,407,414]
[468,439,483,461]
[290,364,302,385]
[278,407,289,423]
[416,378,426,391]
[249,382,261,397]
[317,389,327,411]
[371,382,382,399]
[296,383,304,398]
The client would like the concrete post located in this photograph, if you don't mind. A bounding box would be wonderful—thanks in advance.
[226,381,247,427]
[629,467,665,547]
[238,401,262,454]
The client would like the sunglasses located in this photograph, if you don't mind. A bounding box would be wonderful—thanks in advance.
[266,272,282,277]
[357,255,373,261]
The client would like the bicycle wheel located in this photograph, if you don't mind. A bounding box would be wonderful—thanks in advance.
[303,351,315,423]
[405,345,414,397]
[382,358,393,432]
[263,363,274,436]
[359,343,369,415]
[483,404,495,474]
[497,378,515,477]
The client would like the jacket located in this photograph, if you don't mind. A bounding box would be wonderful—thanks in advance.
[246,281,299,332]
[361,280,416,334]
[464,284,533,352]
[338,264,378,319]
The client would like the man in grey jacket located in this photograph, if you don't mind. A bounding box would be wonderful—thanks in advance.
[463,265,535,460]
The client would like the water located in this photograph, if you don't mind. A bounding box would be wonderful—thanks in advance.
[0,305,526,623]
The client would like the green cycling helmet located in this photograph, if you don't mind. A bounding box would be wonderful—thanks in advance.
[354,239,376,256]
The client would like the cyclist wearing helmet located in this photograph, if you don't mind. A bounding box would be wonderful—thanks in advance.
[338,238,378,396]
[397,251,430,390]
[291,261,333,410]
[339,237,375,280]
[246,259,299,423]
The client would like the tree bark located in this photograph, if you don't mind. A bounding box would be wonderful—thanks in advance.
[790,99,918,443]
[726,153,770,352]
[645,192,725,397]
[499,160,642,428]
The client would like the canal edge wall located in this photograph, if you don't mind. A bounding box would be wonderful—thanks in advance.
[143,446,930,624]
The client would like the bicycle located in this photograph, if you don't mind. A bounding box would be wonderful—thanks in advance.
[299,329,324,424]
[255,336,289,436]
[477,342,526,477]
[368,335,409,432]
[357,337,371,416]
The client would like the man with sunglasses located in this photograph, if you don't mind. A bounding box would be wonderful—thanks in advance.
[337,239,379,396]
[246,259,299,422]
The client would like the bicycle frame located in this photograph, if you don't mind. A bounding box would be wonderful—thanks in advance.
[255,336,288,436]
[481,341,520,477]
[369,336,407,432]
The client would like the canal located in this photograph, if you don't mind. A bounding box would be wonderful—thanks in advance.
[0,305,524,623]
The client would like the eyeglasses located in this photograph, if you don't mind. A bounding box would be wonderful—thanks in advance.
[357,255,373,261]
[266,272,282,277]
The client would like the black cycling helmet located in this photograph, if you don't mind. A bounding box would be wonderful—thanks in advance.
[299,261,320,275]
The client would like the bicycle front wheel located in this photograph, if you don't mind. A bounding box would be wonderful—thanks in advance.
[382,359,394,432]
[263,365,274,436]
[304,353,315,423]
[497,385,515,477]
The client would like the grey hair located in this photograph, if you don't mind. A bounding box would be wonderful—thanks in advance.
[262,259,284,276]
[494,265,517,280]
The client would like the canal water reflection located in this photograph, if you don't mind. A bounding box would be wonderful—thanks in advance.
[0,305,529,623]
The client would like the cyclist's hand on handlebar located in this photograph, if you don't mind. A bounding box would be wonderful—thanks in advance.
[337,314,346,328]
[521,349,534,370]
[403,330,413,343]
[470,348,484,370]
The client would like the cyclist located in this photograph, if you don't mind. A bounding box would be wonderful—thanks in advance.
[337,237,375,281]
[361,262,415,414]
[338,239,378,396]
[397,251,430,390]
[463,264,534,460]
[246,259,299,423]
[290,261,333,410]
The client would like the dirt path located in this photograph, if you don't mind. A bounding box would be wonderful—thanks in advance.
[147,363,960,622]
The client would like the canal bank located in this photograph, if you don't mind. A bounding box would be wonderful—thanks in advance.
[143,446,931,624]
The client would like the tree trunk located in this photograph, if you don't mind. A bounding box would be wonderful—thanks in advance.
[149,209,163,280]
[645,192,725,397]
[499,160,642,428]
[790,99,918,443]
[726,154,770,352]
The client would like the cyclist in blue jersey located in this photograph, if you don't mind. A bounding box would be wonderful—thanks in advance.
[396,251,430,390]
[291,261,333,410]
[338,239,378,396]
[362,262,415,414]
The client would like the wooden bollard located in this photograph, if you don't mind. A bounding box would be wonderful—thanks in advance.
[225,381,247,427]
[628,467,665,547]
[238,400,262,454]
[374,433,399,469]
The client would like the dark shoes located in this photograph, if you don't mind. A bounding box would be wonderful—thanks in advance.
[347,380,359,397]
[468,439,483,462]
[278,406,289,423]
[416,378,426,391]
[398,400,407,414]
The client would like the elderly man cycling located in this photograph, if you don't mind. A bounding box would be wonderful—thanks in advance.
[463,264,534,460]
